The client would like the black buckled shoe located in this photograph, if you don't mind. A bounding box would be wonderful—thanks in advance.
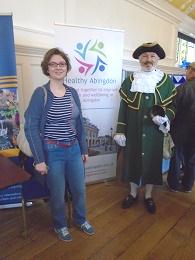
[144,198,156,214]
[122,194,138,209]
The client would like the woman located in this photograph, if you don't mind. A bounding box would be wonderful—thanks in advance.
[24,48,94,242]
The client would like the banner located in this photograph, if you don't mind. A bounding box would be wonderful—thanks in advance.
[0,15,20,208]
[55,24,124,183]
[0,15,19,155]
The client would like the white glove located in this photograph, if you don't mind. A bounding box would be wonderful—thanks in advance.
[159,120,170,134]
[152,115,168,126]
[114,134,126,147]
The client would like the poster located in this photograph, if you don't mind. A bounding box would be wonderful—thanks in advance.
[0,15,19,155]
[55,24,124,182]
[0,15,20,208]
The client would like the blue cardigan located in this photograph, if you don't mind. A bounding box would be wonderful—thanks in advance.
[24,81,88,164]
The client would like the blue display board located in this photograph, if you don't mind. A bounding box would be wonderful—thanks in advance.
[169,74,186,87]
[0,184,22,208]
[0,156,22,208]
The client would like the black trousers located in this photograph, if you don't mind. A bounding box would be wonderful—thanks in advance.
[167,142,195,191]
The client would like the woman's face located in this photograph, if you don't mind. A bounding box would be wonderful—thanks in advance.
[139,52,159,72]
[47,54,67,80]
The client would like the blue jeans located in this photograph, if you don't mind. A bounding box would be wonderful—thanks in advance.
[44,141,86,229]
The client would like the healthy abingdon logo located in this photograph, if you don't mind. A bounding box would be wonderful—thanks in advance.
[74,39,107,76]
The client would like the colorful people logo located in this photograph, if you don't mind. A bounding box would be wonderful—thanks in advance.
[74,40,107,75]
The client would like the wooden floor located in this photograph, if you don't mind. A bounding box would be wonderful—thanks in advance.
[1,180,195,260]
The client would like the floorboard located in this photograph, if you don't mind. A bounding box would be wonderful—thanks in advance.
[0,180,195,260]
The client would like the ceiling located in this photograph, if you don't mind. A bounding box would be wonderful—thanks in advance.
[167,0,195,20]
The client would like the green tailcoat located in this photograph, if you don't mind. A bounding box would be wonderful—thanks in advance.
[116,73,176,185]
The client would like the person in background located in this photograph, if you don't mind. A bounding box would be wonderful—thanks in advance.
[24,48,94,242]
[167,61,195,193]
[114,42,176,214]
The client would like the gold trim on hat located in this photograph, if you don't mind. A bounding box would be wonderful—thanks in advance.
[142,42,158,47]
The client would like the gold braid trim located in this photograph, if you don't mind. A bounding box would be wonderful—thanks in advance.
[127,104,140,110]
[118,122,126,125]
[166,108,175,118]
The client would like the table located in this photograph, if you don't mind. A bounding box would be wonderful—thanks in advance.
[0,156,31,237]
[0,156,30,189]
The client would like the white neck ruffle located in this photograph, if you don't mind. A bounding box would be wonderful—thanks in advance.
[130,69,164,93]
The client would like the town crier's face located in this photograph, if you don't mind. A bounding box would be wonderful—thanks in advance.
[139,52,159,72]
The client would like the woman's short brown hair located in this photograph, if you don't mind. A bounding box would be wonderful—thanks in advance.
[41,48,72,76]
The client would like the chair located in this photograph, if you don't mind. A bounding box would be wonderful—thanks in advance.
[18,152,72,237]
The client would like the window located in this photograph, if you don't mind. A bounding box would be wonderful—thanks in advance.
[177,32,195,68]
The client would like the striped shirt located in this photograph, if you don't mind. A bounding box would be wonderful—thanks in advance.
[44,89,79,142]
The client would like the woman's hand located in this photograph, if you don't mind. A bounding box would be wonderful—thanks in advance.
[82,154,89,164]
[34,162,48,175]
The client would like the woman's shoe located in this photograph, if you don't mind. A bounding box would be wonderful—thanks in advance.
[54,227,72,242]
[78,221,95,235]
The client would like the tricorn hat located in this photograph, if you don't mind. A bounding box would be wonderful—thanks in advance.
[132,42,166,60]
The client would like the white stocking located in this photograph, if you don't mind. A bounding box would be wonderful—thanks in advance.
[145,184,154,199]
[130,182,139,198]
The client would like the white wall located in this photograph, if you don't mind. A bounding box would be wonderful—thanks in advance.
[2,0,195,58]
[68,0,178,65]
[1,0,65,47]
[1,0,195,114]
